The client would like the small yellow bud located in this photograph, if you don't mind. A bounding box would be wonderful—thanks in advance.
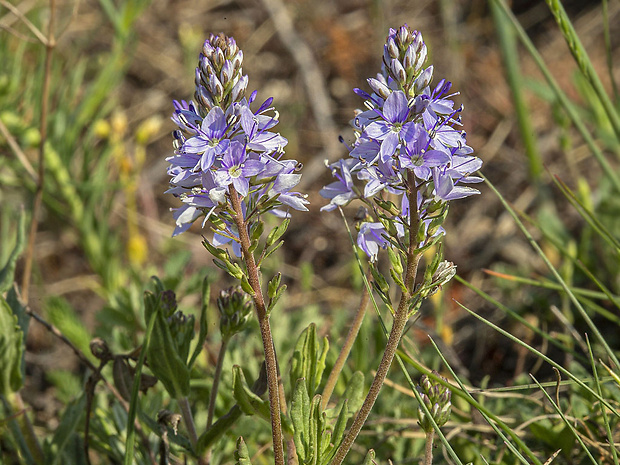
[127,234,148,266]
[111,111,128,136]
[93,119,111,138]
[135,116,163,145]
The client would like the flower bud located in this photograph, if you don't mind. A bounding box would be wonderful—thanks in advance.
[161,289,177,317]
[367,77,391,100]
[230,75,248,102]
[90,337,112,361]
[385,37,399,60]
[414,66,433,94]
[218,286,253,339]
[167,309,195,362]
[417,371,452,433]
[396,25,410,48]
[157,409,182,435]
[390,59,407,85]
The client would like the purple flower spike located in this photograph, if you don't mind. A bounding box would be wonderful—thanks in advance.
[166,32,307,237]
[320,24,482,262]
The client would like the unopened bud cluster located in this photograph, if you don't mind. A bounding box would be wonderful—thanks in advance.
[417,371,452,433]
[195,33,248,112]
[381,27,428,93]
[160,289,195,363]
[218,286,253,339]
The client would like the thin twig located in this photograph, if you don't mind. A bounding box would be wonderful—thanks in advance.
[0,118,38,181]
[321,278,370,410]
[20,0,56,303]
[25,302,157,465]
[0,23,38,42]
[0,0,47,44]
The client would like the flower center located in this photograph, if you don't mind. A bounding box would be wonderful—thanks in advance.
[229,165,242,178]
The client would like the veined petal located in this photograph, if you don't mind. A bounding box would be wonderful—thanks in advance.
[383,91,409,123]
[271,173,302,193]
[202,106,227,138]
[379,132,399,163]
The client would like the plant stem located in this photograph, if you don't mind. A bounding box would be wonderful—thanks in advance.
[330,173,421,465]
[424,431,434,465]
[178,397,198,448]
[21,0,56,304]
[321,279,370,410]
[206,337,228,428]
[228,186,285,465]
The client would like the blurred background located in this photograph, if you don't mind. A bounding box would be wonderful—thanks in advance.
[2,0,620,461]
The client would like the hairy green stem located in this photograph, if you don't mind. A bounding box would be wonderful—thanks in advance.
[321,279,370,410]
[178,397,198,448]
[424,431,434,465]
[330,173,421,465]
[228,187,285,465]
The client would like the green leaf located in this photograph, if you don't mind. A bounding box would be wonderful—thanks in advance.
[267,283,287,314]
[144,291,190,399]
[232,365,270,420]
[291,378,311,463]
[6,287,28,381]
[240,275,254,296]
[46,296,93,361]
[234,437,252,465]
[268,273,282,299]
[326,400,348,462]
[249,220,264,243]
[362,449,376,465]
[370,264,389,294]
[290,324,329,399]
[262,240,284,262]
[266,219,290,247]
[0,296,24,395]
[0,208,26,293]
[335,371,365,416]
[45,393,87,465]
[387,246,403,275]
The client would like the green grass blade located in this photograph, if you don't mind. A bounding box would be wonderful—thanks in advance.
[492,0,620,193]
[529,374,599,464]
[455,299,619,418]
[551,175,620,254]
[123,309,157,465]
[601,0,619,102]
[516,209,620,314]
[454,275,586,362]
[482,269,620,325]
[484,174,620,368]
[586,337,620,464]
[544,0,620,141]
[426,338,534,465]
[490,0,542,181]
